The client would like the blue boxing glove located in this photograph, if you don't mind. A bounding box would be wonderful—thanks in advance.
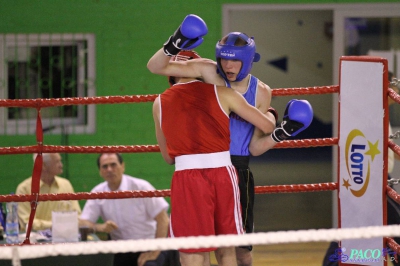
[163,14,208,56]
[271,99,313,142]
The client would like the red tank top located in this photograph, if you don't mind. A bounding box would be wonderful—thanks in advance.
[160,80,230,158]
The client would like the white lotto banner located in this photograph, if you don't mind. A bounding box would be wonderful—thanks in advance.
[339,56,388,266]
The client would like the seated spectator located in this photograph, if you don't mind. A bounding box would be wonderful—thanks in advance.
[79,153,174,266]
[16,153,81,231]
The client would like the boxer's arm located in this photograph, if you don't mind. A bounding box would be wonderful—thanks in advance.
[249,108,278,156]
[152,97,174,165]
[219,86,275,134]
[147,50,222,86]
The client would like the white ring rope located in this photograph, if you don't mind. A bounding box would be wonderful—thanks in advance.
[1,225,400,262]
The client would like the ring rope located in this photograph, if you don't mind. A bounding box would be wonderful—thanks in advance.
[1,225,400,260]
[389,140,400,158]
[255,182,338,194]
[0,138,338,155]
[389,87,400,105]
[0,182,339,203]
[0,85,340,109]
[271,85,339,96]
[0,145,161,155]
[0,95,159,108]
[0,83,398,259]
[387,237,400,257]
[387,186,400,205]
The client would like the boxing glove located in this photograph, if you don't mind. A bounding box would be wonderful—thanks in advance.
[163,14,208,56]
[271,99,313,142]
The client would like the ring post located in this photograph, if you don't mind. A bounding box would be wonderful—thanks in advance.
[338,56,388,266]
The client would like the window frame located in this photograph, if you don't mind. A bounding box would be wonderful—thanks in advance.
[0,33,96,135]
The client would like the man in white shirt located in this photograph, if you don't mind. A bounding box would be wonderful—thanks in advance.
[80,153,170,266]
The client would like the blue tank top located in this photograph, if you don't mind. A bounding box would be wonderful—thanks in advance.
[226,75,258,156]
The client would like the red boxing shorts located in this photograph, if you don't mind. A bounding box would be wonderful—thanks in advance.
[169,151,243,253]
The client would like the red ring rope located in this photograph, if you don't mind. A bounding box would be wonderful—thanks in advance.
[0,182,339,204]
[0,85,340,109]
[1,84,399,247]
[0,138,338,155]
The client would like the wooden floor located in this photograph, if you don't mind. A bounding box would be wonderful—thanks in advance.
[210,242,331,266]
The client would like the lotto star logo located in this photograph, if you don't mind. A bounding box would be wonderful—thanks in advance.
[342,129,381,197]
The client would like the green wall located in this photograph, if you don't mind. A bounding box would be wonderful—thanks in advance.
[0,0,397,208]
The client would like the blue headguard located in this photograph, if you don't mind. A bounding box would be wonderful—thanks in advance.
[215,32,261,82]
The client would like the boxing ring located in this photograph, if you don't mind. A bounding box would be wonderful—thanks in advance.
[0,56,400,265]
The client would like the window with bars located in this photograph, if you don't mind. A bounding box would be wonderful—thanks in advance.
[0,34,96,135]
